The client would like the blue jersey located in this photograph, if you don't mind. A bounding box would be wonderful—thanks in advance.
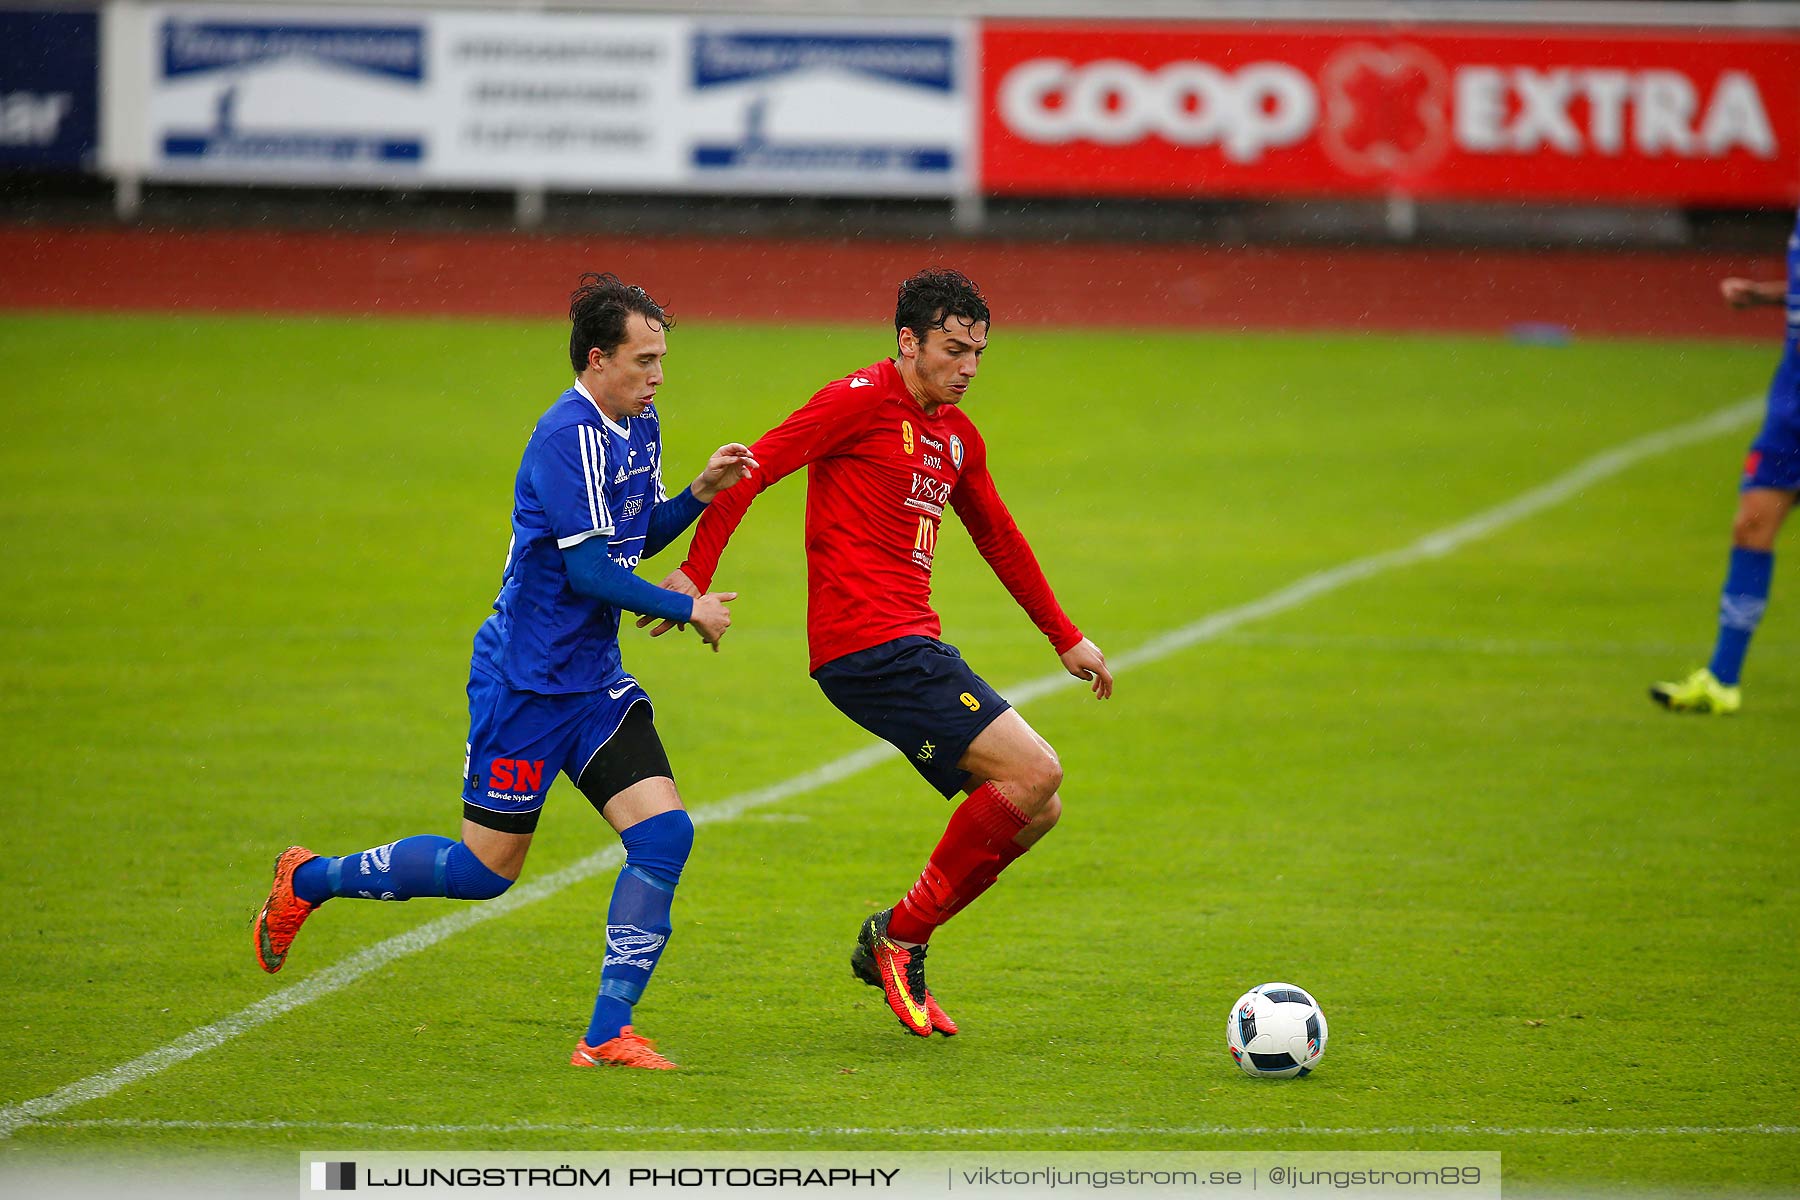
[1763,207,1800,425]
[472,382,668,694]
[1786,205,1800,351]
[1743,207,1800,489]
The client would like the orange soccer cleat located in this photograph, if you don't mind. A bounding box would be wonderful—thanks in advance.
[852,910,957,1037]
[253,846,319,974]
[571,1026,680,1070]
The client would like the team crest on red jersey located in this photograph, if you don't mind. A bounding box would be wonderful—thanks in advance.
[901,420,915,456]
[949,435,964,469]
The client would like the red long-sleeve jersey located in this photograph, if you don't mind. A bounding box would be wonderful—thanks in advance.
[680,357,1084,673]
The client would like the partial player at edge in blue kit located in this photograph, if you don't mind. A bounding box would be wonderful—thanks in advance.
[1650,205,1800,716]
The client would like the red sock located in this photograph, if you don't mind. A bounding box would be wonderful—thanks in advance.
[941,838,1026,923]
[886,782,1031,944]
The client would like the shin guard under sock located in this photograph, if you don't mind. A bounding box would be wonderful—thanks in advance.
[886,782,1031,944]
[586,809,694,1045]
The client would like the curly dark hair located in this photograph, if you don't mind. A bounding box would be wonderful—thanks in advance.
[568,272,674,373]
[894,267,990,347]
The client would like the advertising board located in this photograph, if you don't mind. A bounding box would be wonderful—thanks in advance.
[982,22,1800,204]
[682,23,972,195]
[120,6,971,196]
[1,8,100,170]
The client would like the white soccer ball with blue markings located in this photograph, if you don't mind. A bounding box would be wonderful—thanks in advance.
[1226,983,1327,1078]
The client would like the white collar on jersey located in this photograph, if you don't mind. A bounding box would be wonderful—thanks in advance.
[572,378,631,438]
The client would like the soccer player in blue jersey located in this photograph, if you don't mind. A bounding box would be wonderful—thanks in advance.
[1651,210,1800,714]
[252,273,756,1069]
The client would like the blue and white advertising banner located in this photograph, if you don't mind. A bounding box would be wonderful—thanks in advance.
[120,6,689,186]
[138,6,433,180]
[109,7,973,196]
[681,22,973,196]
[0,8,100,170]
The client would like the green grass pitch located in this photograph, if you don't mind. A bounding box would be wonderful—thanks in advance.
[0,312,1795,1192]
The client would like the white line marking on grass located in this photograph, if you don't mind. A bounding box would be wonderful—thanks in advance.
[1096,398,1763,688]
[1217,631,1698,659]
[0,746,890,1142]
[0,397,1760,1141]
[26,1118,1800,1139]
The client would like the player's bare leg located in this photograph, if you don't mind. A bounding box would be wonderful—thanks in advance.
[459,820,532,881]
[1730,486,1794,553]
[932,708,1064,913]
[959,709,1064,831]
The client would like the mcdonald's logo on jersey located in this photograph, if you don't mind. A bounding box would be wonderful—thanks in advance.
[912,514,937,568]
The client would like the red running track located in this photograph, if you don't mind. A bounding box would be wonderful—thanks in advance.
[0,223,1785,341]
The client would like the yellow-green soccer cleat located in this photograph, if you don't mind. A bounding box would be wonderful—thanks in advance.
[1649,668,1741,715]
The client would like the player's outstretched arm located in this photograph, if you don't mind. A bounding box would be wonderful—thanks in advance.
[563,539,694,625]
[690,443,759,502]
[1721,277,1787,308]
[1060,637,1114,700]
[674,380,873,611]
[644,444,760,559]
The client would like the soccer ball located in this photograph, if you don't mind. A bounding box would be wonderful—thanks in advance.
[1226,982,1327,1078]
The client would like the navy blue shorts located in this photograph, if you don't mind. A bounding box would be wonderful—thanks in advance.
[462,665,656,834]
[812,636,1011,798]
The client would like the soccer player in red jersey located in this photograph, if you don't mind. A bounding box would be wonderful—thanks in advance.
[645,268,1112,1037]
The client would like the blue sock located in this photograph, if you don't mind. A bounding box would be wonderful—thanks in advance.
[292,837,512,905]
[1707,547,1774,687]
[585,810,693,1046]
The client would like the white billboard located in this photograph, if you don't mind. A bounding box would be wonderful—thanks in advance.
[429,12,684,187]
[107,5,973,196]
[680,22,974,196]
[131,7,437,182]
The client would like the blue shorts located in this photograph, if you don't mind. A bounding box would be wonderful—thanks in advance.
[1742,442,1800,492]
[1745,354,1800,492]
[462,664,653,833]
[1745,407,1800,489]
[812,636,1010,798]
